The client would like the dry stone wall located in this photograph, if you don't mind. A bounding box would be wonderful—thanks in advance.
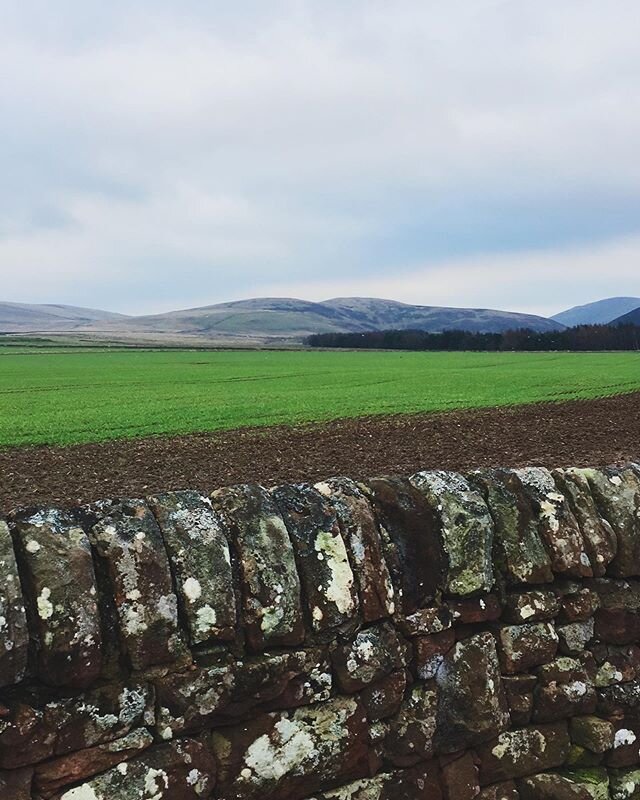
[2,465,640,798]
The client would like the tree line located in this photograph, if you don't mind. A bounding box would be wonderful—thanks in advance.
[307,324,640,351]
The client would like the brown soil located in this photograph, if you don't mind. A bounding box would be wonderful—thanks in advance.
[1,392,639,512]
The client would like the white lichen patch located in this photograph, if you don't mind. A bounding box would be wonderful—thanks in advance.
[26,539,41,553]
[242,717,317,782]
[195,605,217,634]
[615,728,637,748]
[144,767,169,800]
[183,577,202,604]
[37,587,54,620]
[60,785,100,800]
[314,530,355,615]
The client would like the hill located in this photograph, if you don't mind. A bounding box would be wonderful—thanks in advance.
[0,302,129,333]
[610,306,640,326]
[80,296,563,340]
[1,297,564,341]
[552,297,640,327]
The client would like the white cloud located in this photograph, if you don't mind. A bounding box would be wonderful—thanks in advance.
[0,1,639,313]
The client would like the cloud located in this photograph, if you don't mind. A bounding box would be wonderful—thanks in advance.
[0,1,639,313]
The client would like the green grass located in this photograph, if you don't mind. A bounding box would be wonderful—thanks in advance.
[0,347,639,447]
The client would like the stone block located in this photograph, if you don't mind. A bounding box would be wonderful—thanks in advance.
[147,490,237,643]
[435,632,510,753]
[498,622,559,673]
[470,470,553,585]
[553,468,617,576]
[315,478,396,622]
[88,499,185,670]
[584,467,640,578]
[332,622,405,693]
[477,723,571,784]
[440,752,479,800]
[0,519,28,688]
[363,476,446,612]
[414,629,456,680]
[570,716,615,754]
[12,508,102,688]
[211,484,304,651]
[503,590,560,624]
[51,737,216,800]
[213,697,373,800]
[410,470,495,596]
[385,682,439,767]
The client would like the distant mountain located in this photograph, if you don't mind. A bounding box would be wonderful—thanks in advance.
[78,296,564,340]
[551,297,640,327]
[610,305,640,326]
[0,302,129,333]
[0,296,564,341]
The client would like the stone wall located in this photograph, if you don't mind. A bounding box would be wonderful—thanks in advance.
[2,465,640,799]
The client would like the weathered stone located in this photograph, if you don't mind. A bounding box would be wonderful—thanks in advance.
[384,682,438,767]
[363,476,446,612]
[553,469,617,577]
[211,484,304,651]
[332,623,405,693]
[583,467,640,577]
[0,519,28,687]
[410,470,495,596]
[477,723,571,784]
[440,752,479,800]
[592,645,639,687]
[436,632,510,753]
[273,483,359,635]
[155,649,332,739]
[470,470,553,585]
[560,588,600,622]
[0,682,153,769]
[514,467,591,576]
[147,490,237,643]
[566,745,604,768]
[593,579,640,645]
[570,716,615,754]
[498,622,559,674]
[396,606,452,637]
[213,697,372,800]
[33,728,153,798]
[52,737,216,799]
[502,675,537,727]
[610,767,640,798]
[534,657,597,723]
[315,478,395,622]
[518,769,609,800]
[305,763,443,800]
[606,722,640,768]
[478,781,519,800]
[360,670,407,722]
[0,767,32,799]
[88,499,185,670]
[12,508,102,688]
[504,590,560,624]
[414,629,456,680]
[558,619,595,655]
[597,681,640,717]
[451,594,502,624]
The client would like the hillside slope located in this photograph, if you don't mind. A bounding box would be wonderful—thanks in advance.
[83,296,563,339]
[610,306,640,326]
[0,302,129,332]
[552,297,640,326]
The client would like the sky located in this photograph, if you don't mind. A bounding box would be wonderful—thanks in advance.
[1,1,639,317]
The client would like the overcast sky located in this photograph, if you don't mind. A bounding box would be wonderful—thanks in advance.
[1,1,639,317]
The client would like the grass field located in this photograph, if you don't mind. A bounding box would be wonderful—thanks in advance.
[1,346,639,447]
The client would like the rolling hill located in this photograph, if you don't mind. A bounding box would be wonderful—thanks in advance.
[0,302,129,333]
[551,297,640,327]
[610,306,640,326]
[73,296,564,340]
[0,296,565,341]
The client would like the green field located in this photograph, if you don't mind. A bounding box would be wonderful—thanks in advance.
[1,346,639,447]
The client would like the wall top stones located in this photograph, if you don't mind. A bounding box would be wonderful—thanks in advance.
[1,462,640,799]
